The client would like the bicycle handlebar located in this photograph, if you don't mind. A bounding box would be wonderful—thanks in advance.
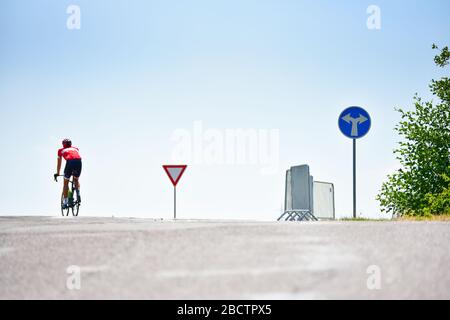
[54,175,78,183]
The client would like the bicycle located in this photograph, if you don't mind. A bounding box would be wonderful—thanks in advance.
[54,175,81,216]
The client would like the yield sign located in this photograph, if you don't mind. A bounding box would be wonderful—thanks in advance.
[163,165,187,187]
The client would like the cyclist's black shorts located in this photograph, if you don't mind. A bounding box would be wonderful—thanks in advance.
[64,159,82,179]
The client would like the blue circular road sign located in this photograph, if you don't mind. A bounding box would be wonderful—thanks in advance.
[338,106,371,139]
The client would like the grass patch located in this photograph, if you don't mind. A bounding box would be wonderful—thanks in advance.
[338,214,450,222]
[339,217,390,222]
[395,214,450,221]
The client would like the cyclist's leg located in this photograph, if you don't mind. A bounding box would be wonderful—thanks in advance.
[73,176,80,190]
[72,160,82,201]
[62,160,72,205]
[73,176,81,202]
[62,178,69,199]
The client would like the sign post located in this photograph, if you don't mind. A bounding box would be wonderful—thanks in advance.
[163,165,187,219]
[353,139,356,218]
[338,106,371,218]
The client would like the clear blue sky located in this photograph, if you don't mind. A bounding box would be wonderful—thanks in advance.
[1,0,449,219]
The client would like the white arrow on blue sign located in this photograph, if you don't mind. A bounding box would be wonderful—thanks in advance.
[338,106,371,139]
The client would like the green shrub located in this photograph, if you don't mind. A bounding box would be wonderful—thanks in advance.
[377,45,450,217]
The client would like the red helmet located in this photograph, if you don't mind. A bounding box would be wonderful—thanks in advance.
[62,139,72,148]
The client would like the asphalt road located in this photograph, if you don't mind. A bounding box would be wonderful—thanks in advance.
[0,216,449,299]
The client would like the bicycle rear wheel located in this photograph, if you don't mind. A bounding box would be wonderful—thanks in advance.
[71,189,80,216]
[61,195,70,216]
[72,201,80,216]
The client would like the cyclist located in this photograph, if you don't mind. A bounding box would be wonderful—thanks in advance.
[54,139,82,208]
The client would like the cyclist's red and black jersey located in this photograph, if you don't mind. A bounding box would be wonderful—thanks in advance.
[58,147,82,179]
[58,147,82,161]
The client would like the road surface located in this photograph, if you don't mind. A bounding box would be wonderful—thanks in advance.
[0,216,449,299]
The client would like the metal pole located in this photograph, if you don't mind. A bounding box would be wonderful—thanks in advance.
[174,186,176,220]
[353,139,356,219]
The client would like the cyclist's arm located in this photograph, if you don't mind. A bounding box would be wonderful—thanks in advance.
[56,156,62,175]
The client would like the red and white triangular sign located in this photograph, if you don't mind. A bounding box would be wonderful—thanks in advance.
[163,165,187,187]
